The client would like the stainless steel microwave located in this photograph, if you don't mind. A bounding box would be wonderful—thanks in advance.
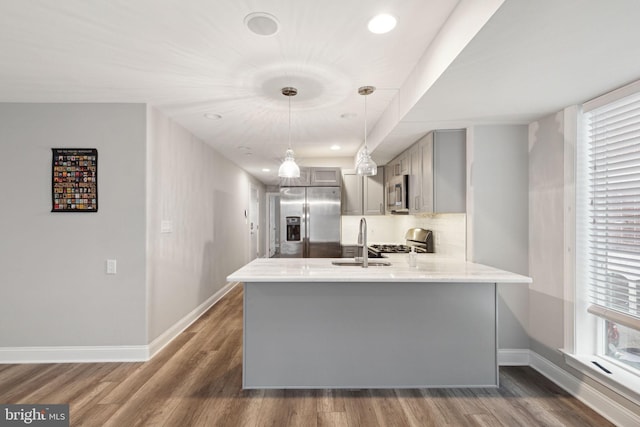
[387,174,409,213]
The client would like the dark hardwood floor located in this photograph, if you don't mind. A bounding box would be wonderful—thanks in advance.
[0,285,613,426]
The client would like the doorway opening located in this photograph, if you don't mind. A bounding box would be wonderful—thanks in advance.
[266,192,280,257]
[249,186,259,260]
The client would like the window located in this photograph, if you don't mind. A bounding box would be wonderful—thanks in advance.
[580,82,640,377]
[605,321,640,371]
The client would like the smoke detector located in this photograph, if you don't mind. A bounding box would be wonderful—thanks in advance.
[244,12,280,37]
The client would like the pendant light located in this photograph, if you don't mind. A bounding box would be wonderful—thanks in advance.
[356,85,377,176]
[278,86,301,178]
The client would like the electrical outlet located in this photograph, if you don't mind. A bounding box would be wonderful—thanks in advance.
[106,259,117,275]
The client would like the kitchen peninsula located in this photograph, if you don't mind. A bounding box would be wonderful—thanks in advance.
[227,256,531,389]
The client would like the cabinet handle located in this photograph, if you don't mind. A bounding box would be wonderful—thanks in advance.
[415,196,420,211]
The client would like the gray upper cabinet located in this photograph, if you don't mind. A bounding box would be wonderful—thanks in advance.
[392,129,466,214]
[279,167,310,187]
[363,171,385,215]
[341,171,363,215]
[384,164,395,214]
[341,169,385,215]
[433,130,466,213]
[280,167,341,187]
[391,152,409,176]
[310,167,341,186]
[411,132,435,213]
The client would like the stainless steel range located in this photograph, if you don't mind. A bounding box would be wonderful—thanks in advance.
[369,228,434,255]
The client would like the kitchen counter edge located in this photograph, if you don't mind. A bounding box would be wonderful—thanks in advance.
[226,256,532,284]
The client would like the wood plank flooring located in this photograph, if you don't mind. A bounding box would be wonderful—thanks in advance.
[0,284,613,426]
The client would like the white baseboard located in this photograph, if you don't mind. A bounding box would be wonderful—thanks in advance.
[0,282,238,364]
[147,281,238,358]
[529,350,640,427]
[498,348,530,366]
[0,345,149,364]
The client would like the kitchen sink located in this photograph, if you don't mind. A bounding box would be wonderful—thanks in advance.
[331,260,391,267]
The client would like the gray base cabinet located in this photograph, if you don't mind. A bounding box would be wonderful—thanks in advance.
[243,281,498,388]
[341,245,358,258]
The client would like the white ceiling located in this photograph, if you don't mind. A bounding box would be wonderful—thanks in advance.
[2,0,640,185]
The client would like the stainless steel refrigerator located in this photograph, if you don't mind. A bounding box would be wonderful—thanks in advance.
[280,186,341,258]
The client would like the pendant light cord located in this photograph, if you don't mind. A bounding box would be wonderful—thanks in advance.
[358,85,375,152]
[288,93,292,150]
[364,93,367,150]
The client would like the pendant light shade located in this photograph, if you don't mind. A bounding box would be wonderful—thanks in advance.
[356,145,377,176]
[278,86,300,178]
[278,148,300,178]
[356,85,377,176]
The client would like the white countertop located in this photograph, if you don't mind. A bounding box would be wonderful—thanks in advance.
[227,255,532,284]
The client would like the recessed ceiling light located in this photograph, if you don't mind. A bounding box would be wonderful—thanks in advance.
[244,12,280,36]
[262,168,271,172]
[203,113,222,120]
[368,13,397,34]
[330,145,341,151]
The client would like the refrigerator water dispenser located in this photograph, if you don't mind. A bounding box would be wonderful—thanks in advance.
[286,216,301,241]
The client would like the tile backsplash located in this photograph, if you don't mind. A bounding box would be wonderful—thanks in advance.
[341,213,466,259]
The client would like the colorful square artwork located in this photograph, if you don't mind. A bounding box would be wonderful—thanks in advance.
[51,148,98,212]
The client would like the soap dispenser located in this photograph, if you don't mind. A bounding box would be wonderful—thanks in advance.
[409,246,417,267]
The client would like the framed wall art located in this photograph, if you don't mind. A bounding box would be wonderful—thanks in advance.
[51,148,98,212]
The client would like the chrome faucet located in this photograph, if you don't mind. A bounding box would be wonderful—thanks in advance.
[357,217,368,268]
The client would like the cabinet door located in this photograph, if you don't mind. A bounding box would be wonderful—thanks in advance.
[341,245,358,258]
[420,133,434,213]
[310,168,341,186]
[433,130,466,213]
[363,170,385,215]
[399,153,409,175]
[341,172,363,215]
[409,144,422,213]
[384,165,394,214]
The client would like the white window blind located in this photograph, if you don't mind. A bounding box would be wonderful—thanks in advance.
[586,89,640,331]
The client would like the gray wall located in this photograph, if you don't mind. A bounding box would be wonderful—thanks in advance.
[529,109,640,416]
[0,103,265,349]
[0,103,147,346]
[528,111,565,364]
[468,125,530,349]
[146,107,265,341]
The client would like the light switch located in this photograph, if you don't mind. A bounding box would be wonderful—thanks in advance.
[106,259,117,275]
